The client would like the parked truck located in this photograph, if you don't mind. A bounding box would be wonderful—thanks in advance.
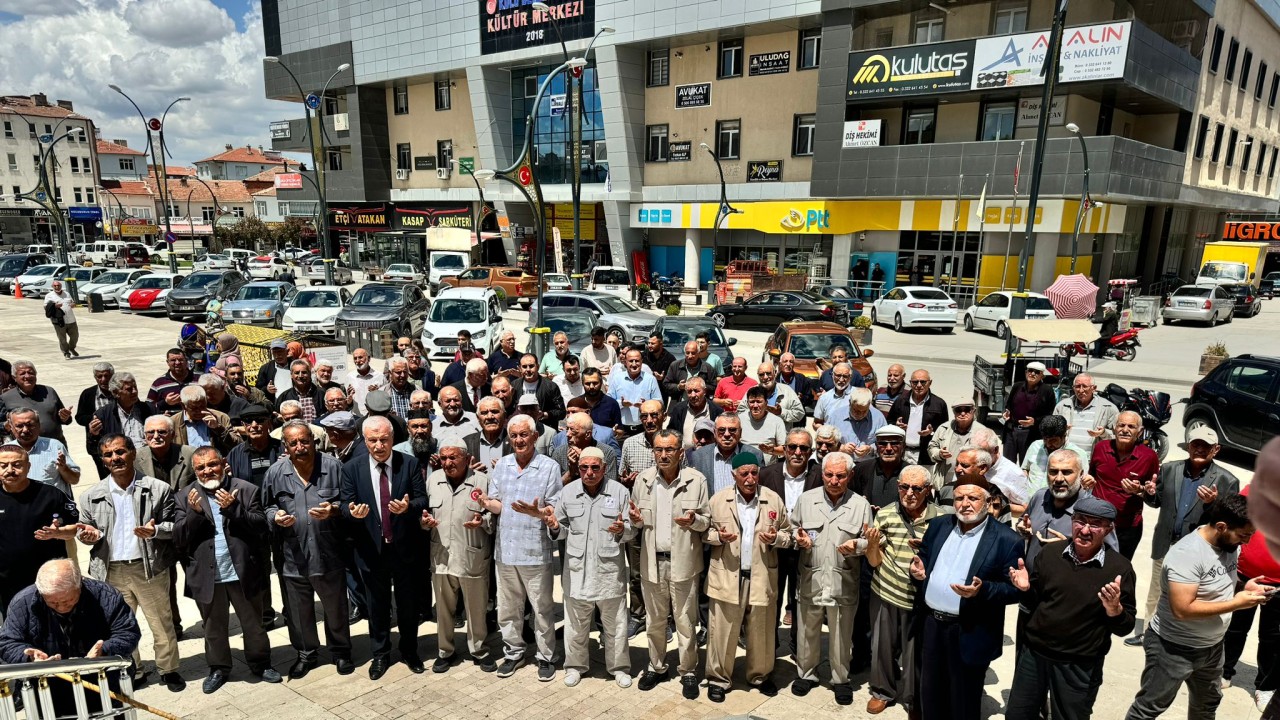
[1196,241,1271,288]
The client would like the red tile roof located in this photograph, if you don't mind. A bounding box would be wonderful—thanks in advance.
[244,166,294,182]
[96,139,144,156]
[253,187,277,197]
[0,96,81,120]
[100,180,153,198]
[149,165,196,177]
[197,145,290,165]
[145,177,254,204]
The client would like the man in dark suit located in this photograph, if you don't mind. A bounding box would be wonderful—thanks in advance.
[76,363,116,478]
[667,377,722,448]
[449,358,491,414]
[173,446,281,693]
[777,353,816,410]
[341,415,429,679]
[885,369,949,465]
[688,414,764,498]
[515,353,565,426]
[88,372,154,475]
[910,478,1024,720]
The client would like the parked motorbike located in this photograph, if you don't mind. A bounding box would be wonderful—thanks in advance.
[655,274,683,309]
[636,285,654,309]
[1101,383,1173,462]
[1059,327,1141,361]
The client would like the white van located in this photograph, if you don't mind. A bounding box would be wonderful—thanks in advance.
[588,265,633,300]
[85,241,127,266]
[420,287,503,360]
[428,251,470,295]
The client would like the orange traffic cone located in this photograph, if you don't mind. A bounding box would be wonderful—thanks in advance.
[13,282,22,299]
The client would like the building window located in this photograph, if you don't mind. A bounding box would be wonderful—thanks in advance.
[6,153,15,171]
[200,206,215,223]
[718,39,743,79]
[1194,115,1209,159]
[1242,135,1253,170]
[31,155,40,172]
[10,186,18,197]
[1258,62,1268,99]
[73,187,82,203]
[42,124,51,136]
[715,119,741,159]
[435,80,451,111]
[167,204,180,218]
[874,28,894,48]
[396,143,412,170]
[119,157,134,171]
[231,207,245,218]
[1258,142,1268,175]
[327,149,342,171]
[792,114,816,156]
[1209,26,1225,73]
[2,121,10,139]
[993,1,1028,34]
[1226,128,1239,167]
[1241,49,1253,91]
[27,123,35,138]
[1211,123,1224,162]
[1271,74,1279,107]
[980,103,1016,141]
[278,202,290,216]
[255,201,268,216]
[394,84,409,115]
[647,49,670,87]
[324,95,339,116]
[70,157,79,174]
[1225,39,1239,82]
[85,187,94,204]
[54,187,62,203]
[914,11,945,43]
[437,139,453,169]
[646,124,669,162]
[905,106,937,145]
[799,28,821,69]
[1270,147,1278,178]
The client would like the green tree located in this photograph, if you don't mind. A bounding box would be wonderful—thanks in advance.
[273,216,308,249]
[221,216,271,252]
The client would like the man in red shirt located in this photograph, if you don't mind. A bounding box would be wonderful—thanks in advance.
[1223,484,1280,711]
[712,358,757,412]
[1087,410,1159,559]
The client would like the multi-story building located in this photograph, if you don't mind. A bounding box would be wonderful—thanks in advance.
[261,0,1280,292]
[144,176,255,243]
[95,137,147,181]
[195,144,297,181]
[0,94,103,247]
[98,180,158,244]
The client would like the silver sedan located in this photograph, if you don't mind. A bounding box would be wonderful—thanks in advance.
[1162,284,1235,326]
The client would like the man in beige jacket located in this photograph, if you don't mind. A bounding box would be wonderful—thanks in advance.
[704,452,793,702]
[790,451,874,705]
[628,428,710,698]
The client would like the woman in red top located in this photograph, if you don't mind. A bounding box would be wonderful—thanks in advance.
[1223,484,1280,712]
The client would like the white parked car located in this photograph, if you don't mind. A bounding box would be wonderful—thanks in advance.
[14,264,71,297]
[80,268,152,308]
[420,287,504,360]
[963,290,1058,339]
[870,286,958,332]
[282,285,352,335]
[303,258,353,285]
[544,273,572,292]
[383,263,425,285]
[247,255,292,280]
[587,265,632,300]
[194,253,236,271]
[121,273,185,315]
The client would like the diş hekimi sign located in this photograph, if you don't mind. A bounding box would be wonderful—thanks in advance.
[479,0,594,56]
[842,119,882,148]
[971,21,1130,90]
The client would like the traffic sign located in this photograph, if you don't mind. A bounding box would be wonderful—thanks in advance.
[305,94,321,110]
[571,66,583,79]
[38,134,52,144]
[165,231,176,246]
[148,118,162,131]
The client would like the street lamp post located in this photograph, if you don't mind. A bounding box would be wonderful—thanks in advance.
[183,176,227,253]
[532,3,614,288]
[265,57,350,285]
[2,126,86,297]
[97,185,129,242]
[459,159,489,265]
[1065,123,1092,274]
[109,85,188,273]
[700,142,741,294]
[473,55,588,358]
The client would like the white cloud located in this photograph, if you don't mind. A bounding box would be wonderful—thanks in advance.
[0,0,306,167]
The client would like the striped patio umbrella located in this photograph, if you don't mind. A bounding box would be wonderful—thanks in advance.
[1044,274,1100,319]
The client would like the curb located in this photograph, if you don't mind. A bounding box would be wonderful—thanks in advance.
[866,349,1200,391]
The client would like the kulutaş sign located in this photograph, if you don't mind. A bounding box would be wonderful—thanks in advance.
[847,40,975,99]
[675,83,711,109]
[972,21,1131,90]
[479,0,594,56]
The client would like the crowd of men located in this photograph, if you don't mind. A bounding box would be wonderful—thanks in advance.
[0,334,1274,719]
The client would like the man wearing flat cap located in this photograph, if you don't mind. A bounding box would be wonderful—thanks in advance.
[319,411,362,463]
[1006,494,1136,720]
[1002,361,1058,464]
[703,452,793,702]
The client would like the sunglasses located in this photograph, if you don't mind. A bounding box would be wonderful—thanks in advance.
[876,439,903,446]
[785,443,811,451]
[910,379,930,385]
[953,406,975,413]
[897,484,928,494]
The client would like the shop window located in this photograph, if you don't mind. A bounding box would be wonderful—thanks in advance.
[646,124,669,162]
[394,84,409,115]
[792,114,816,156]
[1193,115,1208,159]
[799,29,821,69]
[647,49,669,87]
[715,119,741,159]
[904,106,936,145]
[980,103,1016,141]
[718,39,743,79]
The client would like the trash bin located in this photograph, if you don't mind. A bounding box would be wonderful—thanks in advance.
[1130,296,1159,327]
[88,292,105,313]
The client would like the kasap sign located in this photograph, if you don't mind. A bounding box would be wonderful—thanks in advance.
[972,21,1130,90]
[842,119,882,148]
[847,40,975,99]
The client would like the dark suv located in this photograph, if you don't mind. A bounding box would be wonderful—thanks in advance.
[165,269,249,320]
[0,253,53,294]
[1183,354,1280,454]
[336,282,430,337]
[1221,283,1262,318]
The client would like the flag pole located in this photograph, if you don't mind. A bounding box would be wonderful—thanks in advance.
[974,172,991,304]
[1002,141,1025,291]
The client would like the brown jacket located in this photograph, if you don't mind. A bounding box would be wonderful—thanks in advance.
[631,466,710,583]
[706,485,793,606]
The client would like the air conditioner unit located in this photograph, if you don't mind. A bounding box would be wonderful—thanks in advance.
[436,167,451,180]
[594,141,608,163]
[1171,20,1199,40]
[395,168,409,180]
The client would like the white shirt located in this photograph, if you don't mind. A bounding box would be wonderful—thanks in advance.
[44,290,76,325]
[923,518,989,615]
[108,477,142,562]
[273,364,292,392]
[783,465,807,513]
[554,375,584,404]
[367,455,392,510]
[736,491,760,574]
[654,473,677,553]
[986,455,1033,506]
[348,367,386,413]
[906,394,929,446]
[436,412,480,444]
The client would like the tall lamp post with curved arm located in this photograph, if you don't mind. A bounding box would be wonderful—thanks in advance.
[1,126,86,295]
[264,57,351,285]
[1065,122,1094,274]
[109,85,189,272]
[96,185,129,242]
[472,55,588,358]
[531,3,614,288]
[700,142,741,294]
[181,176,228,253]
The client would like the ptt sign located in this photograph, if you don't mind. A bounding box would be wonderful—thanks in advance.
[779,208,830,232]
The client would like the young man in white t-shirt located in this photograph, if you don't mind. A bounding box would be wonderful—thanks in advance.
[44,280,78,358]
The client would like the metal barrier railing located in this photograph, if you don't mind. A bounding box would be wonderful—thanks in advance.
[0,656,173,720]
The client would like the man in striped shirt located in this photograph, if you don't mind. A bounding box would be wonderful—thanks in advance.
[865,464,940,716]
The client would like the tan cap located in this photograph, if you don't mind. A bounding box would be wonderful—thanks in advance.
[1186,425,1219,445]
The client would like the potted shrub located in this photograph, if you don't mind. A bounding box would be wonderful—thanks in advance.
[665,304,681,316]
[1199,341,1229,375]
[850,314,873,344]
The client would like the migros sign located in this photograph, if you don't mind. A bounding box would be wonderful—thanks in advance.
[1222,221,1280,241]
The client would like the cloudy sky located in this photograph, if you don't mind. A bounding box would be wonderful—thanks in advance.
[0,0,306,166]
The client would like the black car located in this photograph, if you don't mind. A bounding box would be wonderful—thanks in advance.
[1260,271,1280,299]
[0,253,53,294]
[165,269,249,320]
[653,316,737,364]
[706,290,848,330]
[336,282,430,337]
[814,285,866,314]
[1221,282,1262,318]
[1183,354,1280,454]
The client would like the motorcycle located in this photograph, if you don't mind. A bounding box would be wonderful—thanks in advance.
[655,274,683,309]
[1059,327,1141,361]
[1101,383,1173,462]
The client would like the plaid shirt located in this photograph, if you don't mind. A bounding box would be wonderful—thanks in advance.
[620,433,656,479]
[387,380,415,420]
[489,454,562,566]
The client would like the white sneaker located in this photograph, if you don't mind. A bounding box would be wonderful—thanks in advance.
[1257,690,1274,712]
[1221,678,1232,690]
[615,672,632,689]
[564,669,582,687]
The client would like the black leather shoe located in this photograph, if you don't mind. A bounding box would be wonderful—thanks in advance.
[202,669,229,694]
[791,678,813,697]
[404,656,426,674]
[681,674,700,700]
[473,654,498,673]
[289,658,317,680]
[454,617,465,629]
[833,683,854,706]
[348,606,365,624]
[696,628,708,647]
[637,669,667,691]
[254,668,283,683]
[335,658,355,676]
[708,685,726,703]
[432,655,456,674]
[160,672,186,692]
[369,657,391,681]
[757,678,778,697]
